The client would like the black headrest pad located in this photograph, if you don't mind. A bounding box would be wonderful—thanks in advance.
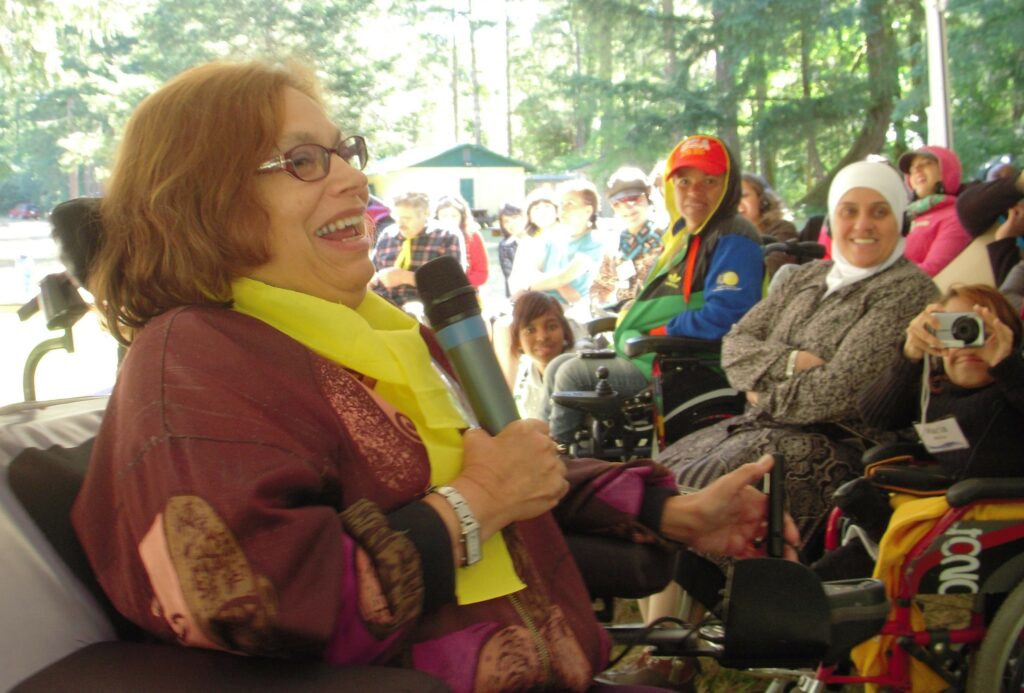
[8,442,144,641]
[49,198,102,288]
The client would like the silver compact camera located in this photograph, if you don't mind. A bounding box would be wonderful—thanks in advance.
[932,311,984,348]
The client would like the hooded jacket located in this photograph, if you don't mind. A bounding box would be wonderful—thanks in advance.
[903,145,972,277]
[613,135,763,377]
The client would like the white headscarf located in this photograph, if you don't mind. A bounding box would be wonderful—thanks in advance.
[824,160,908,297]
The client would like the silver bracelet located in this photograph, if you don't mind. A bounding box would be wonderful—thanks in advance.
[433,485,482,567]
[785,350,799,378]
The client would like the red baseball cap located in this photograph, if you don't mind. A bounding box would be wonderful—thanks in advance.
[666,136,728,179]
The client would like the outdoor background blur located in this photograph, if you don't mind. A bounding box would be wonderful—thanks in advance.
[2,0,1022,405]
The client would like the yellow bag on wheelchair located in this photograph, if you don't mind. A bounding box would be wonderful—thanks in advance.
[851,494,1024,692]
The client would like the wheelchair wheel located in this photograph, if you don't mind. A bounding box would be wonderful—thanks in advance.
[967,578,1024,692]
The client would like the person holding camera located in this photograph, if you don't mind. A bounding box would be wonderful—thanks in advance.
[811,284,1024,582]
[858,284,1024,479]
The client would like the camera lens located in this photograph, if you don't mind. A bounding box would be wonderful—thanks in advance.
[951,316,980,343]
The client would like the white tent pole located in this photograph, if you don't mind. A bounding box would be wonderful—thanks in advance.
[925,0,952,148]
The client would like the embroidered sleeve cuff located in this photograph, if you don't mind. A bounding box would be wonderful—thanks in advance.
[387,501,455,612]
[639,485,678,531]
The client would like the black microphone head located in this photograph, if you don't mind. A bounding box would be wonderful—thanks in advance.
[415,255,481,330]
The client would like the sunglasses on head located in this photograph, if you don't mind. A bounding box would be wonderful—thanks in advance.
[612,194,647,208]
[257,135,367,182]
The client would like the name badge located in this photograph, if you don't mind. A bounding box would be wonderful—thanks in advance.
[914,417,970,454]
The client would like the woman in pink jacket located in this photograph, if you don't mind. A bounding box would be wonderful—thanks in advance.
[896,145,973,277]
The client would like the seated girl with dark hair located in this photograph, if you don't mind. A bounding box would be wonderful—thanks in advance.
[508,291,575,420]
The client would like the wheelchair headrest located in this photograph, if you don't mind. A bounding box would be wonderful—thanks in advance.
[49,198,102,289]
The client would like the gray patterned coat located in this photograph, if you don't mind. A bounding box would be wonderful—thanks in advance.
[724,256,939,427]
[661,257,938,547]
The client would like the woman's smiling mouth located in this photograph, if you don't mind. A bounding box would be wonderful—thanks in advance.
[315,214,365,240]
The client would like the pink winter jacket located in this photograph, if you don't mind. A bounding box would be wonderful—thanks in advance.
[903,145,972,277]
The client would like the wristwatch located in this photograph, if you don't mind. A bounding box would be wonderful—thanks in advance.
[434,485,482,566]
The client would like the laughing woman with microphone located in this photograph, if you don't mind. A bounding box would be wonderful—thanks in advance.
[72,59,795,692]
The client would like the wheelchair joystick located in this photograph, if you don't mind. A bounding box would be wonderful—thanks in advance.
[594,366,613,397]
[767,453,785,559]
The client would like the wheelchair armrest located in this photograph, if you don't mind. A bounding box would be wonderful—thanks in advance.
[861,441,930,466]
[11,641,450,693]
[564,533,676,599]
[867,464,956,493]
[947,477,1024,508]
[623,335,722,358]
[583,316,618,336]
[551,389,628,418]
[763,240,826,261]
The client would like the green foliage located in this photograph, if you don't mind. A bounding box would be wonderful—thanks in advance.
[0,0,1021,215]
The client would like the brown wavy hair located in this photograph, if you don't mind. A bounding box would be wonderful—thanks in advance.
[741,173,789,231]
[91,60,321,344]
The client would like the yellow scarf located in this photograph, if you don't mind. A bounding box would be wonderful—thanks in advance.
[232,278,524,604]
[394,237,413,269]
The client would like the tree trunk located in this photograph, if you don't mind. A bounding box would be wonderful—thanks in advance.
[750,50,767,176]
[595,7,612,157]
[505,0,513,155]
[661,0,677,84]
[712,0,740,156]
[467,0,483,146]
[798,0,899,209]
[572,12,586,152]
[801,14,825,188]
[451,6,460,142]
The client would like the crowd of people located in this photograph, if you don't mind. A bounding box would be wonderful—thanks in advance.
[67,55,1024,692]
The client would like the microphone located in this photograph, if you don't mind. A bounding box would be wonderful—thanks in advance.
[415,256,520,434]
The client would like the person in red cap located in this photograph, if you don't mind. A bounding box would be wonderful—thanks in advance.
[896,145,972,277]
[544,134,764,444]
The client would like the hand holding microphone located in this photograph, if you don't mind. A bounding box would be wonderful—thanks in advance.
[416,257,567,534]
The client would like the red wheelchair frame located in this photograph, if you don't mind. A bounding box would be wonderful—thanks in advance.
[807,475,1024,691]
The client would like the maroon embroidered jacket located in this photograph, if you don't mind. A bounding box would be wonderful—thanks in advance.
[72,306,675,692]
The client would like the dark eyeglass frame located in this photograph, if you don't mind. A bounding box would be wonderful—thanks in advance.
[257,135,367,182]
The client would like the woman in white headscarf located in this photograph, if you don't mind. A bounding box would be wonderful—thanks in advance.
[660,160,939,554]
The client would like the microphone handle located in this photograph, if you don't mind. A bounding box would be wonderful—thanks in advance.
[433,315,520,435]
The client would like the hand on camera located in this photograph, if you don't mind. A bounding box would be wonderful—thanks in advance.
[904,303,947,361]
[974,303,1014,368]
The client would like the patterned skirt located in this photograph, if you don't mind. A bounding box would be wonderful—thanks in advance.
[658,413,871,554]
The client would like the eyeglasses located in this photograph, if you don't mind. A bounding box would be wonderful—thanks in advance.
[611,194,647,208]
[257,135,367,182]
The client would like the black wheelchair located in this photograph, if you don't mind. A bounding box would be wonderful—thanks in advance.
[552,331,744,461]
[552,239,826,461]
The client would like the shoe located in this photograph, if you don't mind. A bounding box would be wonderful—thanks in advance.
[596,648,697,692]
